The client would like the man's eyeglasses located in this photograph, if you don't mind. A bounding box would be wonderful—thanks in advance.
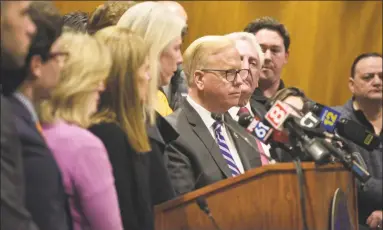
[47,51,70,63]
[199,68,251,82]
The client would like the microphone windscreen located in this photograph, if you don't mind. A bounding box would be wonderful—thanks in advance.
[238,114,252,127]
[211,113,223,122]
[336,118,380,150]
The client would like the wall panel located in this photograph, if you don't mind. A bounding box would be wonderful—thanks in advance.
[55,1,382,106]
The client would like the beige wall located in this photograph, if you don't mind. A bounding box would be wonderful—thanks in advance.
[55,1,383,106]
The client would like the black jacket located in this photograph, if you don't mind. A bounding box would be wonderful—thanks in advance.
[333,99,383,225]
[162,64,188,111]
[88,113,178,230]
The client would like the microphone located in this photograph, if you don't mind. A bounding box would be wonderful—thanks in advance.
[238,113,289,144]
[195,197,222,230]
[307,101,381,150]
[211,113,273,162]
[321,140,371,183]
[307,101,341,132]
[336,118,380,151]
[265,101,331,164]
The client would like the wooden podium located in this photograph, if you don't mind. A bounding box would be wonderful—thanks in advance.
[154,162,358,230]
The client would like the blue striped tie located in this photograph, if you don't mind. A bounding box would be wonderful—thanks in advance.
[212,121,241,177]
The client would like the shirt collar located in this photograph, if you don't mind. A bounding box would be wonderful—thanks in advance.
[252,79,285,104]
[186,95,216,129]
[351,99,382,136]
[228,102,254,119]
[13,92,39,122]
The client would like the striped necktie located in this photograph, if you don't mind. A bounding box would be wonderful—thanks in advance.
[212,121,241,177]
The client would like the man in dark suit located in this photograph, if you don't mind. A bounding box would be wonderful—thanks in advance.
[1,2,38,230]
[6,2,72,230]
[165,36,262,195]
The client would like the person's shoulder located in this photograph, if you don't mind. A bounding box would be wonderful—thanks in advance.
[165,106,184,126]
[89,122,124,136]
[331,99,353,119]
[88,121,128,145]
[45,121,104,148]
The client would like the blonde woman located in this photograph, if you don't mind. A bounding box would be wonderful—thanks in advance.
[117,1,186,118]
[89,26,177,230]
[116,1,183,205]
[38,32,123,230]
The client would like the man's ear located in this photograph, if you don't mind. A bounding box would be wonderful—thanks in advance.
[29,55,43,80]
[194,70,205,90]
[348,77,355,94]
[284,50,289,64]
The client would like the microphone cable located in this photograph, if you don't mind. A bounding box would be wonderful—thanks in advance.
[293,158,309,230]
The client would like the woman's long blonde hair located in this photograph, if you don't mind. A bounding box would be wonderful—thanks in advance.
[117,2,186,124]
[38,32,112,128]
[92,26,151,153]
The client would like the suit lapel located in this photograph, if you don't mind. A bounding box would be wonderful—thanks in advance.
[224,113,261,170]
[183,101,232,178]
[8,96,45,142]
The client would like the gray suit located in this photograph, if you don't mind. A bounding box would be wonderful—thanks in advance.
[165,100,262,195]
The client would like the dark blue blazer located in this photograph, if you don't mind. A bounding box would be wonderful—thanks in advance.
[1,95,38,230]
[9,96,72,230]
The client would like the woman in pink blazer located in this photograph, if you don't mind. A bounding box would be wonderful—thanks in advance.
[38,32,123,230]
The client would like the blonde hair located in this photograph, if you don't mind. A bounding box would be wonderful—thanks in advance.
[117,2,186,124]
[87,1,136,34]
[183,36,235,87]
[38,32,112,128]
[92,26,151,153]
[225,32,265,69]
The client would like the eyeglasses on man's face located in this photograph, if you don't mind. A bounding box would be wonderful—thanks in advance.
[199,68,251,82]
[48,51,70,62]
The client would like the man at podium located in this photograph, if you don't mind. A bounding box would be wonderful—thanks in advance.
[164,35,262,195]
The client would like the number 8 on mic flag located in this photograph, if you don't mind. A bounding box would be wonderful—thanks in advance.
[265,100,292,131]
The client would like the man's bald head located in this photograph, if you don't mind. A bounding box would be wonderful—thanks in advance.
[159,1,187,22]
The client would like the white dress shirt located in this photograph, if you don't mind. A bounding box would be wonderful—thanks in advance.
[228,102,275,164]
[13,92,39,123]
[186,96,245,174]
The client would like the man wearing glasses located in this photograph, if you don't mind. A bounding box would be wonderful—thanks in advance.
[225,32,264,120]
[165,36,262,195]
[6,2,72,230]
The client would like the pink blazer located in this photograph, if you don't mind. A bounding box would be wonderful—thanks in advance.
[42,120,123,230]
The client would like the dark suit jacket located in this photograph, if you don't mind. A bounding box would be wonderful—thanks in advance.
[146,113,178,205]
[1,95,38,230]
[165,100,262,195]
[8,96,71,230]
[89,122,153,230]
[89,114,179,230]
